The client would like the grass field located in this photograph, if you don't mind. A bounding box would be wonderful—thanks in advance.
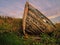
[0,16,60,45]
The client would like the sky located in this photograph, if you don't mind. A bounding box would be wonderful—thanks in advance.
[0,0,60,23]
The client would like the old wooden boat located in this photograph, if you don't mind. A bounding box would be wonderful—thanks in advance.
[23,2,56,36]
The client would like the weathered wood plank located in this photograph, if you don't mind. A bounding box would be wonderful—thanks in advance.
[23,2,56,37]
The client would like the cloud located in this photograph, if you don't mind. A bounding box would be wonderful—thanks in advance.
[34,0,52,10]
[0,6,24,18]
[48,15,60,19]
[0,0,60,19]
[0,0,25,18]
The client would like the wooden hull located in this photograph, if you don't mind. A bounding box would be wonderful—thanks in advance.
[23,2,56,36]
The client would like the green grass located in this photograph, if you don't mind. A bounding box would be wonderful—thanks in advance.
[0,32,60,45]
[0,32,22,45]
[0,16,60,45]
[0,32,43,45]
